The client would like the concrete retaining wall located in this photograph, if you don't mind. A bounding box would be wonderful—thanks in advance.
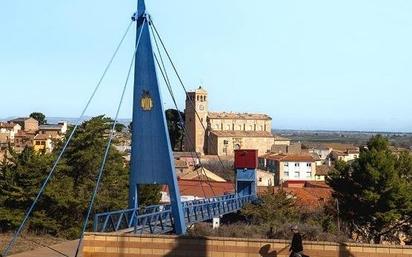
[83,233,412,257]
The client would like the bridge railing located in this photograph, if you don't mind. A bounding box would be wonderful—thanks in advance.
[94,194,255,234]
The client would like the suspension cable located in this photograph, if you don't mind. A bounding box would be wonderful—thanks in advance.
[149,22,216,198]
[153,53,211,198]
[74,19,145,257]
[1,20,134,257]
[149,18,230,177]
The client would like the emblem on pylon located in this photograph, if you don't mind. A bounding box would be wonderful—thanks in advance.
[140,90,153,111]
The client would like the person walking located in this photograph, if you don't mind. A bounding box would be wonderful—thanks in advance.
[289,225,309,257]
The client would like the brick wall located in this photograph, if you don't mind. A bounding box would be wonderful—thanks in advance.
[83,233,412,257]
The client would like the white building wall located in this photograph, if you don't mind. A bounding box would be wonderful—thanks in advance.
[282,161,314,180]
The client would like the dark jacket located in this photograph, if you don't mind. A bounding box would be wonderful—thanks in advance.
[290,232,303,252]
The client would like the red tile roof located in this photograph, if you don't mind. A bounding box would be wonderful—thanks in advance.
[34,134,51,140]
[263,154,315,162]
[283,187,332,210]
[162,179,235,198]
[315,165,333,176]
[0,122,17,129]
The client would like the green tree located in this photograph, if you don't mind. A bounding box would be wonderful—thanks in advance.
[114,123,126,133]
[0,147,58,233]
[0,116,162,238]
[165,109,185,151]
[241,189,297,238]
[138,185,162,207]
[29,112,47,125]
[327,135,412,243]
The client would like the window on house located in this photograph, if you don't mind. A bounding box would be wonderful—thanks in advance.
[307,163,312,167]
[284,171,289,177]
[36,141,40,145]
[306,171,311,177]
[295,171,300,178]
[284,162,289,167]
[259,177,262,182]
[295,163,300,167]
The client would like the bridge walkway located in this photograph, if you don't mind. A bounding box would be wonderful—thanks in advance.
[94,194,254,234]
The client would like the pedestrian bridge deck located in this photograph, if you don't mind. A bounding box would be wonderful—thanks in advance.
[94,194,254,234]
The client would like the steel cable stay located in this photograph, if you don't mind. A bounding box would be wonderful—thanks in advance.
[1,20,134,257]
[74,18,146,257]
[153,53,211,199]
[149,18,230,179]
[149,23,217,199]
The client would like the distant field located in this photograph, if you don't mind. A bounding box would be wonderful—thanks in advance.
[273,129,412,149]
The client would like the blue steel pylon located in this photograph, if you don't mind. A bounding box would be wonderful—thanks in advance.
[128,0,186,234]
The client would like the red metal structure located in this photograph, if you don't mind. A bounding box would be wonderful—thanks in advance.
[234,149,258,169]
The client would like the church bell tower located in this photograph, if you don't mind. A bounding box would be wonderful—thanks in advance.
[184,87,208,154]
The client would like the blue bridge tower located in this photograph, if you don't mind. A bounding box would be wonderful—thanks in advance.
[128,0,186,234]
[92,0,258,236]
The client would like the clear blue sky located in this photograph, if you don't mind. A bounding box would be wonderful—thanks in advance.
[1,1,412,132]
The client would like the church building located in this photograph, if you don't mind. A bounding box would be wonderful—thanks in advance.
[184,87,289,156]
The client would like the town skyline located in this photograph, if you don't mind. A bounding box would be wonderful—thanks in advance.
[1,1,412,132]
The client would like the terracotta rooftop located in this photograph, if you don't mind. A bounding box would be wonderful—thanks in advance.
[263,153,315,162]
[210,130,274,138]
[315,165,333,176]
[0,122,17,129]
[162,179,234,198]
[15,131,36,137]
[34,134,52,140]
[283,187,332,210]
[208,112,271,120]
[257,184,332,210]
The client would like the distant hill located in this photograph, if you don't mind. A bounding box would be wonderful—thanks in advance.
[0,116,131,126]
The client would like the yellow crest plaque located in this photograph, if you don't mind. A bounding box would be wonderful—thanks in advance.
[140,90,153,111]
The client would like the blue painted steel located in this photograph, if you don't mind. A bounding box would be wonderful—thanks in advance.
[94,194,254,234]
[236,168,256,181]
[235,169,257,196]
[128,0,186,234]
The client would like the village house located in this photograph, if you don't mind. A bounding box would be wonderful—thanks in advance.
[9,117,39,132]
[331,149,360,162]
[14,131,36,151]
[308,145,333,161]
[33,134,54,153]
[256,169,274,187]
[258,153,318,185]
[38,122,67,138]
[0,122,22,146]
